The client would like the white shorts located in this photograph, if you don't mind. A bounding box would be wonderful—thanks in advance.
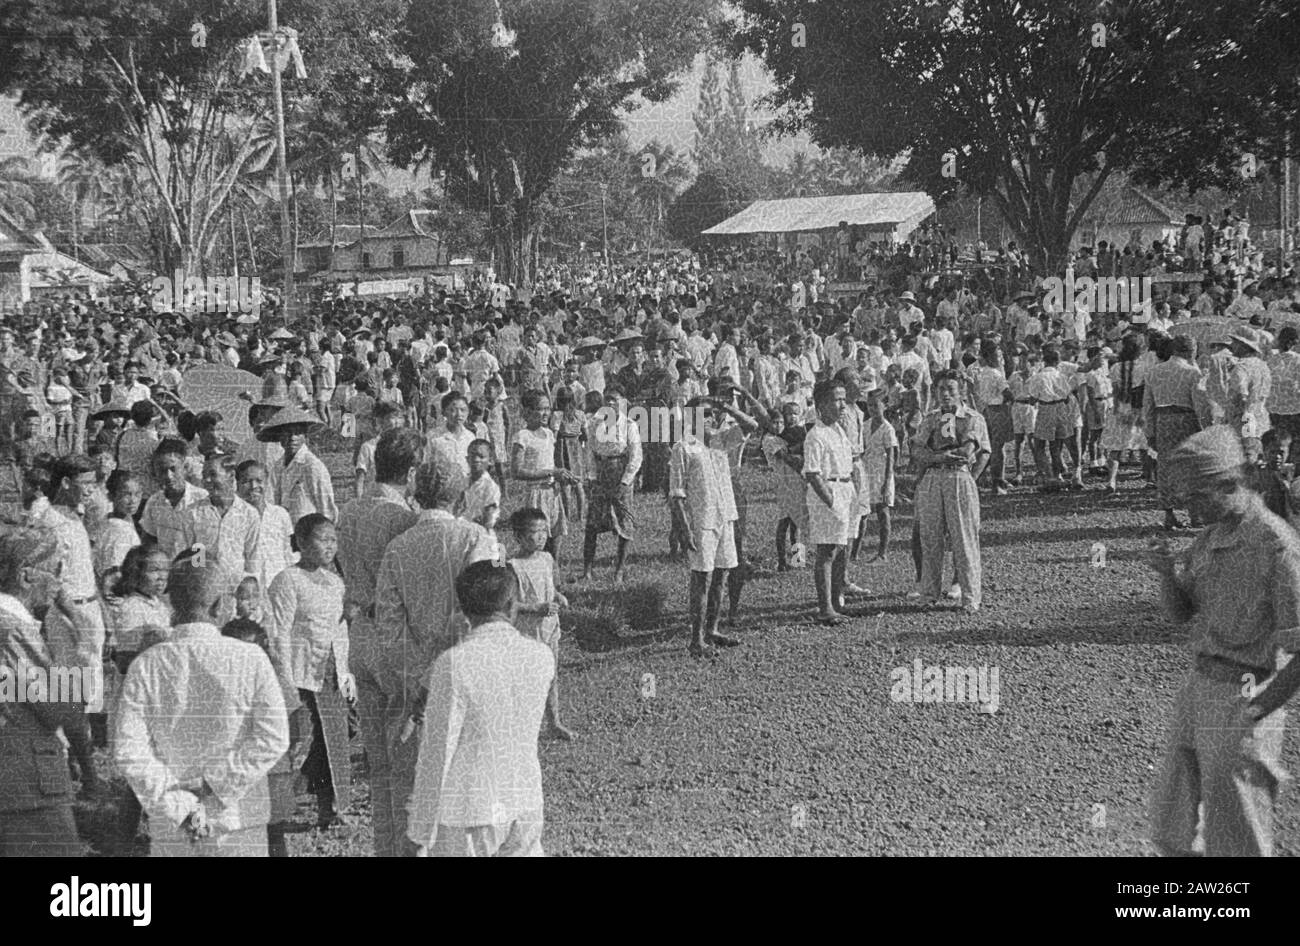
[688,522,738,573]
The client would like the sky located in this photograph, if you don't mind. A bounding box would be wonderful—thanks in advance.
[623,52,814,171]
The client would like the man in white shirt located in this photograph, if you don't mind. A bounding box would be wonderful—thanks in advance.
[1227,283,1265,322]
[180,454,261,612]
[376,457,497,854]
[669,397,756,656]
[407,561,552,857]
[139,439,210,560]
[114,559,288,856]
[713,326,741,382]
[897,292,925,332]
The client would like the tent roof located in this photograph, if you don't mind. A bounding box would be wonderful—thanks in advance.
[702,191,935,236]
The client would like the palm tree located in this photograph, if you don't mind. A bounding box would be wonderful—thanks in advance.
[56,149,108,259]
[0,156,39,225]
[631,140,689,252]
[782,150,817,198]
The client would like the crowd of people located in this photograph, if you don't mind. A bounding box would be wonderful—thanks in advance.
[4,221,1300,857]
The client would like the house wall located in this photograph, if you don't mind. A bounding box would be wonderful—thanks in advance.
[330,235,445,271]
[1073,222,1180,251]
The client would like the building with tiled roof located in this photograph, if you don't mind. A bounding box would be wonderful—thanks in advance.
[298,210,448,275]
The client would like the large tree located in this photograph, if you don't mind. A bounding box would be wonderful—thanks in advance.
[728,0,1300,274]
[0,0,403,279]
[0,0,272,275]
[388,0,720,286]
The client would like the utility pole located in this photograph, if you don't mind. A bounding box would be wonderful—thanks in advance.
[269,0,294,327]
[601,184,609,266]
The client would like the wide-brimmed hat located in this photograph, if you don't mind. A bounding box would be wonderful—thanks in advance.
[573,335,606,352]
[899,291,916,302]
[269,327,296,341]
[256,406,323,441]
[214,331,239,347]
[1229,328,1262,353]
[1014,290,1036,302]
[612,328,644,346]
[90,400,131,421]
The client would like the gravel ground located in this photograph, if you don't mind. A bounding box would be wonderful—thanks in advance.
[73,444,1300,856]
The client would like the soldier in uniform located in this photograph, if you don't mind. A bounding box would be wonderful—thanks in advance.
[1147,425,1300,856]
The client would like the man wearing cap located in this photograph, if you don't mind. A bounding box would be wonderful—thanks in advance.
[1147,425,1300,856]
[114,557,289,857]
[897,292,923,333]
[0,525,86,855]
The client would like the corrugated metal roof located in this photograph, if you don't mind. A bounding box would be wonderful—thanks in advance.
[702,192,935,236]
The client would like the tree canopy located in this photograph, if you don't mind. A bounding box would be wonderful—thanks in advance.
[728,0,1300,273]
[387,0,721,284]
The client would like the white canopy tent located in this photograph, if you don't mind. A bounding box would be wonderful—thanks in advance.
[702,191,935,241]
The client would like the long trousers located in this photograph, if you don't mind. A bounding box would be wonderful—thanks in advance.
[1150,669,1286,857]
[355,658,419,857]
[916,468,982,608]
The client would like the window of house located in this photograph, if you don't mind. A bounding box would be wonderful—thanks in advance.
[393,245,405,269]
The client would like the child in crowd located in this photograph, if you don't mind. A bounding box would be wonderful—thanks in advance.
[354,401,405,496]
[460,439,502,545]
[481,376,509,483]
[94,469,142,589]
[1246,430,1294,521]
[46,367,75,453]
[509,508,574,740]
[856,388,898,562]
[379,368,405,408]
[762,401,808,570]
[222,576,268,648]
[550,386,587,525]
[511,390,575,569]
[266,513,354,829]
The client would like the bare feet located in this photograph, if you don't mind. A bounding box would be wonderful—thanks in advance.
[612,569,626,584]
[706,631,741,647]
